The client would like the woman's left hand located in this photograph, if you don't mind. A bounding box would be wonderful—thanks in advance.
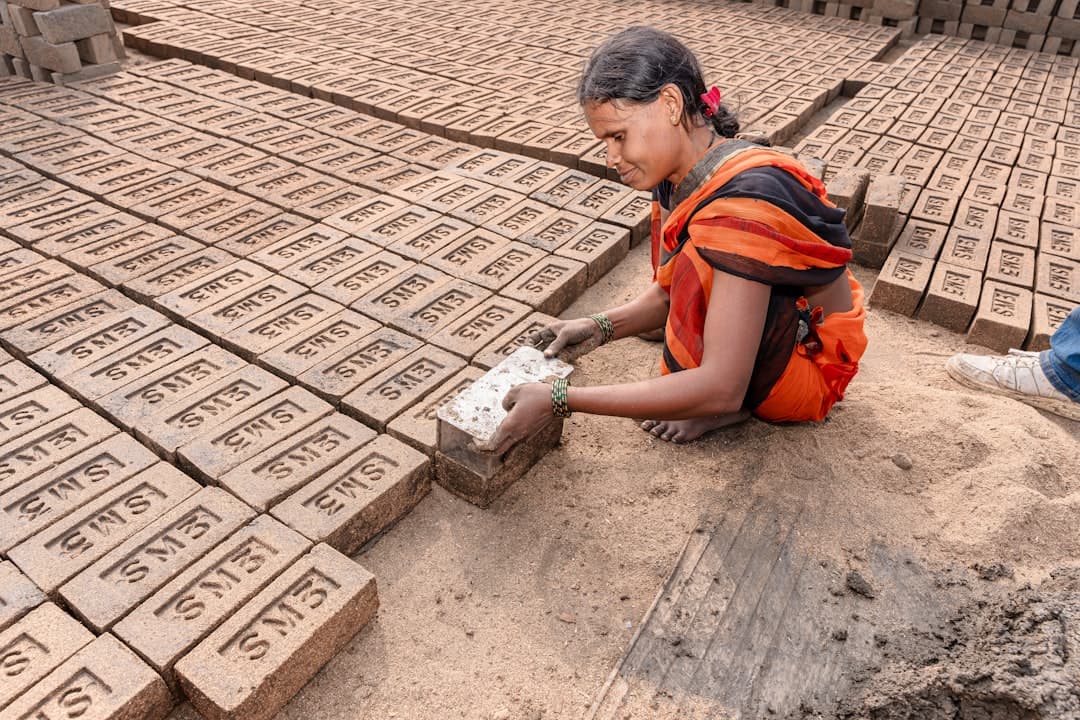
[471,382,555,456]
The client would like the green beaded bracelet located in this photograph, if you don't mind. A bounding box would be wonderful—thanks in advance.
[589,313,615,345]
[551,377,571,418]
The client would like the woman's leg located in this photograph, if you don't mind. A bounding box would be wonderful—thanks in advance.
[640,412,751,443]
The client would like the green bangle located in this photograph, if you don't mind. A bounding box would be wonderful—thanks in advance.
[551,378,571,418]
[590,313,615,345]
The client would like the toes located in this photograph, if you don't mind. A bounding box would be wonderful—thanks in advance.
[661,428,679,442]
[641,419,658,431]
[650,423,667,438]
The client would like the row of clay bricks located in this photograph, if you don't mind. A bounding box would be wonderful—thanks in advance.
[109,0,899,164]
[0,0,125,84]
[0,72,649,313]
[0,345,383,720]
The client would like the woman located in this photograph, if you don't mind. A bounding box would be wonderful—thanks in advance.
[480,26,867,453]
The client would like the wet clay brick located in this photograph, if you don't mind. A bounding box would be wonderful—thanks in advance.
[355,205,442,249]
[471,243,547,292]
[313,250,413,306]
[95,346,248,432]
[7,204,122,248]
[484,199,554,241]
[352,265,452,326]
[1027,294,1075,351]
[425,227,508,279]
[296,326,421,403]
[0,407,121,496]
[341,345,466,431]
[517,212,593,253]
[917,262,983,333]
[1041,223,1080,263]
[428,296,531,360]
[7,463,199,594]
[985,241,1036,289]
[223,294,346,362]
[386,216,472,262]
[0,602,94,711]
[0,435,158,554]
[1036,254,1079,303]
[563,180,627,218]
[968,280,1034,353]
[387,366,484,456]
[994,211,1040,249]
[531,170,598,208]
[174,543,377,720]
[271,434,429,554]
[0,633,172,720]
[0,562,46,633]
[0,360,47,401]
[0,289,135,359]
[218,415,377,512]
[153,260,273,320]
[257,309,380,382]
[600,192,652,246]
[29,305,170,379]
[499,257,588,316]
[59,487,256,633]
[113,515,311,690]
[187,276,307,342]
[177,387,333,483]
[62,324,210,402]
[0,386,80,448]
[869,250,933,316]
[556,223,630,286]
[322,195,409,237]
[119,248,236,304]
[136,364,289,461]
[387,279,489,340]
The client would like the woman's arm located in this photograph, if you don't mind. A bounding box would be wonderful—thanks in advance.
[535,281,670,360]
[479,269,771,454]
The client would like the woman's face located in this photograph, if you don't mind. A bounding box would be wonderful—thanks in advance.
[583,93,685,191]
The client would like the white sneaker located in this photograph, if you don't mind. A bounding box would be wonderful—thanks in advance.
[946,350,1080,421]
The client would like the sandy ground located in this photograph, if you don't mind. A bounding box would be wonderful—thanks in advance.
[168,239,1079,719]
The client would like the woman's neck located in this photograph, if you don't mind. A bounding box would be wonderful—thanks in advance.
[671,124,720,187]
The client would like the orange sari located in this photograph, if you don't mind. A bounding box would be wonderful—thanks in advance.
[652,140,867,423]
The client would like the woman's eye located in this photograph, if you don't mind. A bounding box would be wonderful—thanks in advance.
[614,134,624,142]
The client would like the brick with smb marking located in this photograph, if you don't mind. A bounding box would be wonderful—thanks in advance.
[0,386,80,448]
[0,289,136,360]
[223,294,346,362]
[0,562,46,633]
[95,346,248,431]
[1037,254,1079,303]
[1027,294,1074,351]
[58,222,175,272]
[517,211,593,253]
[153,260,273,321]
[219,414,377,512]
[7,463,199,594]
[187,276,306,342]
[0,407,121,496]
[0,633,173,720]
[386,278,490,340]
[215,214,314,259]
[29,305,170,379]
[600,191,652,245]
[136,364,288,461]
[113,515,311,690]
[0,602,94,711]
[121,247,236,304]
[59,487,256,633]
[472,311,559,370]
[86,235,204,287]
[312,249,413,306]
[968,280,1033,353]
[0,434,158,554]
[341,345,466,431]
[278,238,380,289]
[7,203,121,249]
[868,250,933,316]
[247,224,350,272]
[296,326,420,403]
[177,386,333,483]
[386,216,472,262]
[556,222,630,286]
[271,434,429,554]
[387,366,484,455]
[175,543,377,720]
[428,296,531,359]
[258,310,380,382]
[0,260,74,305]
[0,360,48,402]
[917,262,982,333]
[500,257,588,315]
[0,274,105,331]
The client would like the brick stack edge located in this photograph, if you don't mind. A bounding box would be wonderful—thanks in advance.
[0,0,125,85]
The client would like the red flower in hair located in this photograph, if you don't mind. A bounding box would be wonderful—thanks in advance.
[700,86,722,118]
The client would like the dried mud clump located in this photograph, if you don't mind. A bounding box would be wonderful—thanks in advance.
[837,568,1080,720]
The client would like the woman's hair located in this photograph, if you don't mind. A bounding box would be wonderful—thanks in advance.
[577,26,740,138]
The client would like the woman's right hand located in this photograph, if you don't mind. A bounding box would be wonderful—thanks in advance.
[529,317,603,362]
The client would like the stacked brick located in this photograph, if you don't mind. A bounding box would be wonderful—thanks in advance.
[797,33,1078,351]
[108,0,899,168]
[918,0,1080,56]
[0,0,124,85]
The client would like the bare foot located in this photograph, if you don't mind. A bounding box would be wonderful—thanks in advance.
[640,411,750,443]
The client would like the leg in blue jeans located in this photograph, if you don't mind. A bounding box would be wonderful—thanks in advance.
[1041,306,1080,403]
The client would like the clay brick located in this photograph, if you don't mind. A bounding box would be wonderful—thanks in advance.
[220,412,375,510]
[223,294,346,362]
[428,296,531,359]
[452,187,528,226]
[0,192,90,234]
[30,305,170,379]
[176,387,333,483]
[501,160,565,195]
[7,462,199,594]
[323,195,409,237]
[136,364,289,461]
[485,199,555,241]
[40,214,157,261]
[110,173,202,219]
[59,487,255,633]
[0,261,73,305]
[0,602,94,711]
[994,211,1040,249]
[0,289,135,358]
[600,192,653,245]
[869,250,933,316]
[1,633,172,720]
[556,223,630,286]
[6,203,120,249]
[0,386,81,449]
[968,281,1034,352]
[1041,222,1080,262]
[0,561,46,633]
[186,203,284,246]
[531,170,598,208]
[257,309,380,381]
[295,326,421,403]
[152,259,272,320]
[279,239,380,289]
[386,216,472,262]
[187,276,306,342]
[351,265,451,325]
[471,242,548,292]
[1036,253,1080,303]
[387,366,484,456]
[340,345,466,431]
[1027,293,1074,351]
[271,433,429,554]
[0,434,158,554]
[0,359,47,402]
[387,279,490,340]
[985,241,1036,289]
[470,312,558,371]
[917,262,982,333]
[174,543,377,720]
[34,3,112,45]
[87,235,203,288]
[0,249,46,284]
[113,515,311,690]
[95,346,247,431]
[244,223,348,272]
[19,36,80,74]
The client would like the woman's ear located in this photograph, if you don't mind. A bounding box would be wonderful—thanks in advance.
[659,84,685,125]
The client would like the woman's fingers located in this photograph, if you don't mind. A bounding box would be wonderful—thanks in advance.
[528,326,557,350]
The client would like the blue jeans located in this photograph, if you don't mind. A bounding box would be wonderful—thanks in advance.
[1041,306,1080,402]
